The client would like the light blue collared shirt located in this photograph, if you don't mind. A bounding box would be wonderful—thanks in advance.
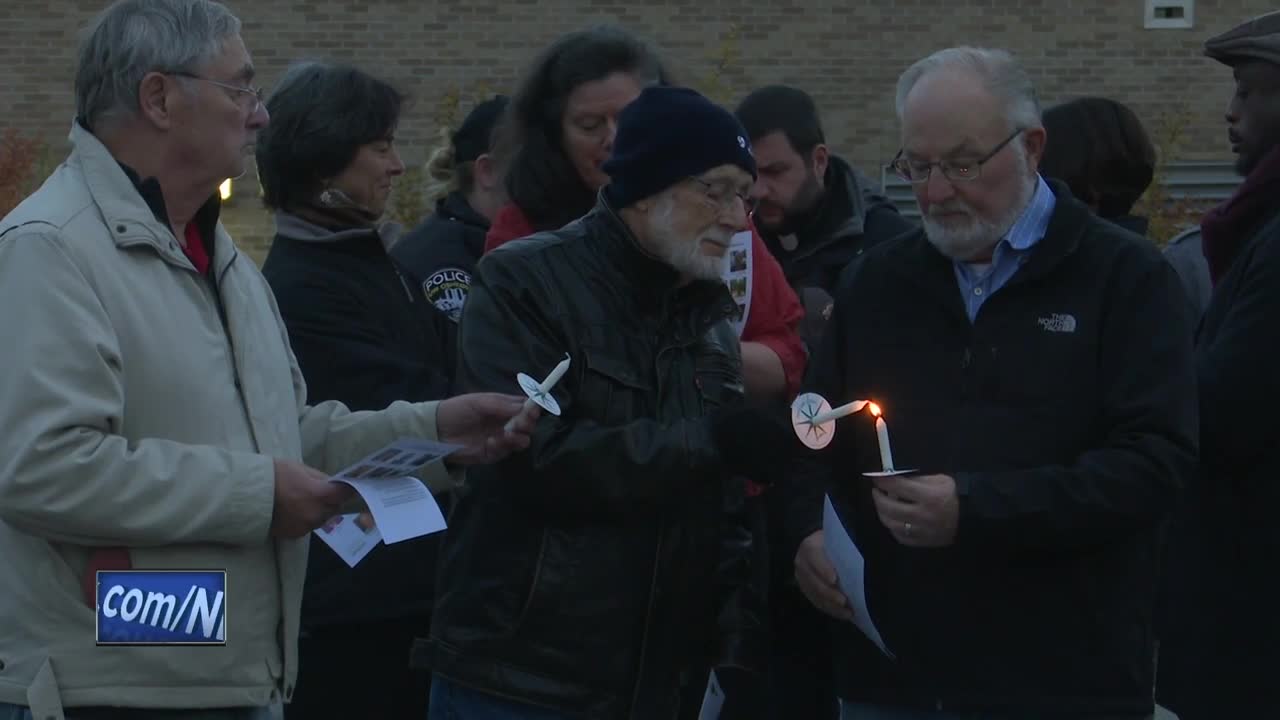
[952,174,1056,322]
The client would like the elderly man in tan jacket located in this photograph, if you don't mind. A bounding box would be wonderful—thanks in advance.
[0,2,537,719]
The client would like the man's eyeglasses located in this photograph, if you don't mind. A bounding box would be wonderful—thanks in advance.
[687,176,757,213]
[888,127,1024,184]
[169,72,264,114]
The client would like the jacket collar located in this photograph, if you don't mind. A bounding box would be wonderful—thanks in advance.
[68,120,237,277]
[439,191,490,229]
[759,154,870,258]
[438,191,492,258]
[1107,214,1149,237]
[886,179,1089,323]
[586,191,736,317]
[274,211,385,245]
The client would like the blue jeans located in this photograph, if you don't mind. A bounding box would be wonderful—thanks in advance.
[427,676,573,720]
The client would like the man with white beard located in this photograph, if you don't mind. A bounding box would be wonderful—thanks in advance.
[778,47,1199,720]
[421,85,791,719]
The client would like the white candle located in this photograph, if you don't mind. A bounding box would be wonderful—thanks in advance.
[537,354,571,395]
[809,399,869,425]
[875,416,895,471]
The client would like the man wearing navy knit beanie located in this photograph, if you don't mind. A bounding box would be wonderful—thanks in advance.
[601,85,759,278]
[423,85,799,719]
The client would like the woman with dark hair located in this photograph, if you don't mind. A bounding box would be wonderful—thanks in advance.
[487,25,670,236]
[393,95,509,333]
[484,25,806,406]
[256,60,454,719]
[1039,96,1157,235]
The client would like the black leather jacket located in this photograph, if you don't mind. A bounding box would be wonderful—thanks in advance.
[415,197,766,719]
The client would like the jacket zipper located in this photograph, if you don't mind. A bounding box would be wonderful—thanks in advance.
[206,253,263,449]
[210,254,243,390]
[628,532,665,718]
[633,310,681,716]
[627,297,727,716]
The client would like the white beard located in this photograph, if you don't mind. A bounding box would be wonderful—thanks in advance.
[922,172,1037,261]
[645,195,731,281]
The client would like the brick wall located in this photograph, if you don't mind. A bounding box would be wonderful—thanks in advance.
[3,0,1271,264]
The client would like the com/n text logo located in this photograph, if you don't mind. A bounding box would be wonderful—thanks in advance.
[95,570,226,646]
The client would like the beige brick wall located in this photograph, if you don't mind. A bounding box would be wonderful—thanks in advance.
[3,0,1270,264]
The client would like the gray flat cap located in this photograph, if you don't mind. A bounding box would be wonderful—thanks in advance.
[1205,10,1280,67]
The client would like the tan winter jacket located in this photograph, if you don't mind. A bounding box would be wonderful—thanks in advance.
[0,122,451,717]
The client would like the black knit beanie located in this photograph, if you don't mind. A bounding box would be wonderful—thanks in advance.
[603,86,757,208]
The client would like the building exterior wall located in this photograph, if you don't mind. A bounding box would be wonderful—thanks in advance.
[2,0,1267,263]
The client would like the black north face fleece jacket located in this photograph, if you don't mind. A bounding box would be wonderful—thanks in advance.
[782,180,1198,718]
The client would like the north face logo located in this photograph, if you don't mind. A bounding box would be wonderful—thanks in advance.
[1037,313,1077,333]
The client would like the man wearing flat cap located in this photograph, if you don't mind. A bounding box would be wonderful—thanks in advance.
[418,86,794,719]
[1156,10,1280,720]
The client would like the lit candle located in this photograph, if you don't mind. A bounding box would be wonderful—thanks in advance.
[809,399,869,426]
[869,403,895,471]
[537,354,571,395]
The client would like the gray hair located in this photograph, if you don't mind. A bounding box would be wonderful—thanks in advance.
[75,0,242,131]
[894,47,1042,131]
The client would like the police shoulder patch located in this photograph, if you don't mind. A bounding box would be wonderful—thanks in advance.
[422,267,472,323]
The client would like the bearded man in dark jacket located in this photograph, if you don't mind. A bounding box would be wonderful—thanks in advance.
[418,86,796,720]
[783,47,1197,720]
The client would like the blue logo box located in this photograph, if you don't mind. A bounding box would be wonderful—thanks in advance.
[95,570,226,646]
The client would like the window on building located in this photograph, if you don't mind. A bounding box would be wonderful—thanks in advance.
[1145,0,1194,29]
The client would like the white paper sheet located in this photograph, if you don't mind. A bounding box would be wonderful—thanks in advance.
[333,474,447,544]
[327,439,459,545]
[721,230,753,338]
[698,669,724,720]
[313,512,383,567]
[823,495,894,658]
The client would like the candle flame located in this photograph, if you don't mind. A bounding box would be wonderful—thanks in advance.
[868,402,882,417]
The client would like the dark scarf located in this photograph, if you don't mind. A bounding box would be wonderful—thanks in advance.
[1201,145,1280,284]
[290,188,381,233]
